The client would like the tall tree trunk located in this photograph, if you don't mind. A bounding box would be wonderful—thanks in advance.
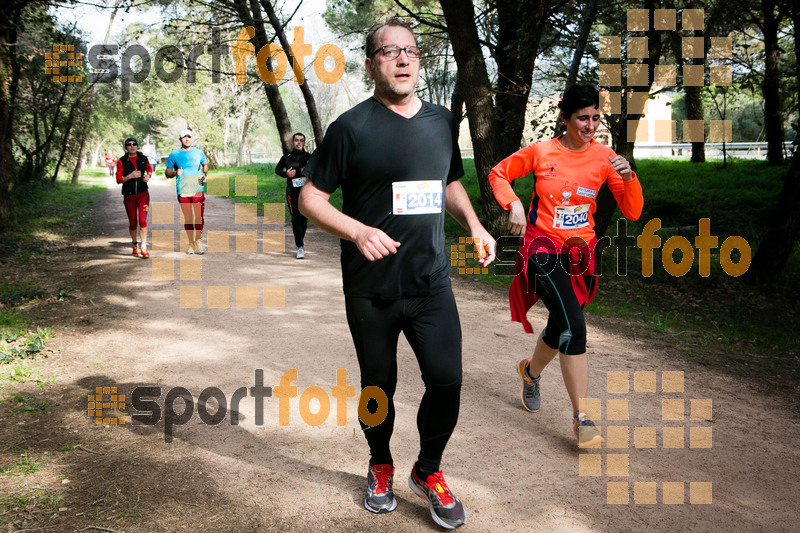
[237,109,252,166]
[450,74,464,142]
[565,0,598,88]
[687,25,705,163]
[748,5,800,282]
[71,134,87,184]
[762,0,784,165]
[494,0,547,154]
[555,0,597,135]
[748,154,800,282]
[71,3,119,186]
[440,0,507,237]
[259,0,324,146]
[596,0,662,240]
[91,140,105,168]
[52,98,81,185]
[0,4,22,228]
[686,85,705,162]
[233,0,294,153]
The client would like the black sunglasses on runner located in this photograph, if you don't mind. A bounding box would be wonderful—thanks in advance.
[126,142,137,146]
[369,45,421,59]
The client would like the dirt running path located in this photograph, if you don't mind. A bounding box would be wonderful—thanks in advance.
[2,177,798,532]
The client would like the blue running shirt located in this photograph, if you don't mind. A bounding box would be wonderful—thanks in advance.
[165,147,207,196]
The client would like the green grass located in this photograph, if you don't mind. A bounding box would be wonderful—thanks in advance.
[210,163,343,218]
[0,360,44,384]
[5,392,56,415]
[0,175,100,377]
[0,450,39,476]
[1,178,105,255]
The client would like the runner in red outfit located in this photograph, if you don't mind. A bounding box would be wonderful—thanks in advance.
[105,151,117,177]
[116,138,153,257]
[489,85,643,448]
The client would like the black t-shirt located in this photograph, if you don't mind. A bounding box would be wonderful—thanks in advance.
[275,149,311,188]
[303,97,464,299]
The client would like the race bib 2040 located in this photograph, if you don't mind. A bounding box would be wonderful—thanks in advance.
[392,180,443,215]
[553,204,591,229]
[291,177,307,187]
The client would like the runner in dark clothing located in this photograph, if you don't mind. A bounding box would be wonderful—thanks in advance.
[299,18,495,530]
[275,133,311,258]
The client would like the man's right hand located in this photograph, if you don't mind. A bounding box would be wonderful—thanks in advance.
[287,168,296,178]
[355,227,400,261]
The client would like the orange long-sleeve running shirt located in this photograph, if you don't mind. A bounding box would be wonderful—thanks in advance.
[489,137,643,246]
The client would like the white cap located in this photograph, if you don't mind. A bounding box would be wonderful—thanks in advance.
[179,129,193,139]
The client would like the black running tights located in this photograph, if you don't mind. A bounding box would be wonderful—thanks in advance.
[345,286,462,475]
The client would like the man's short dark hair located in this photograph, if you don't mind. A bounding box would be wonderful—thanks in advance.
[293,132,305,141]
[365,17,415,58]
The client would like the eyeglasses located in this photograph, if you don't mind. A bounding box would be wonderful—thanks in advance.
[126,142,137,146]
[369,45,421,60]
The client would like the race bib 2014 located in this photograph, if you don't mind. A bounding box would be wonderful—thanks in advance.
[392,180,443,215]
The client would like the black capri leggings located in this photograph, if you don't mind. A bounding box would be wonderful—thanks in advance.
[527,253,592,355]
[345,286,462,472]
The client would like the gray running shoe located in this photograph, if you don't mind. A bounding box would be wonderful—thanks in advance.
[409,466,466,529]
[296,246,305,259]
[364,464,397,514]
[574,411,604,448]
[517,359,541,412]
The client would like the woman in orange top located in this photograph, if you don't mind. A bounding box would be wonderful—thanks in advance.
[488,85,643,448]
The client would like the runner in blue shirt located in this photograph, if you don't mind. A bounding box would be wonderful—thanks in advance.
[165,130,208,254]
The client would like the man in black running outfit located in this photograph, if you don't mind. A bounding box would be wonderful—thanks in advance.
[299,17,495,530]
[275,132,311,259]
